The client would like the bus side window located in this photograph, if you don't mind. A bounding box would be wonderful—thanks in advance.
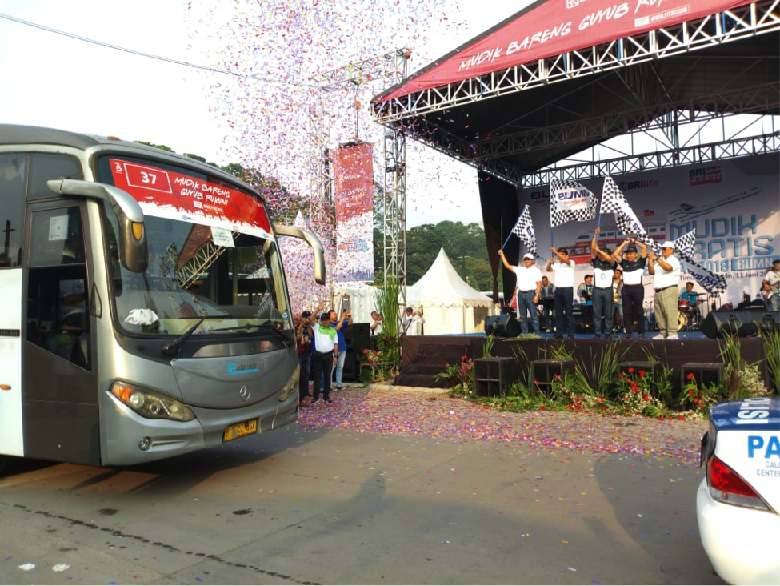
[0,153,27,268]
[27,153,84,200]
[27,208,91,371]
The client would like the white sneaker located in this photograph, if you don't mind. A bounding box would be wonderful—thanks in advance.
[667,334,678,340]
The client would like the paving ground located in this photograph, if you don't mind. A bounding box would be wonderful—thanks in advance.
[0,384,719,585]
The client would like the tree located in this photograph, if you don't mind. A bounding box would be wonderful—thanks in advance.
[377,220,501,292]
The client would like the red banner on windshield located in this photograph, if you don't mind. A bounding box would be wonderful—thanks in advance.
[109,159,271,236]
[381,0,751,101]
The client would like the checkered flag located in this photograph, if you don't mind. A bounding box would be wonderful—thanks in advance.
[549,179,597,227]
[685,258,728,296]
[670,229,727,295]
[673,230,697,260]
[601,176,659,253]
[508,205,539,256]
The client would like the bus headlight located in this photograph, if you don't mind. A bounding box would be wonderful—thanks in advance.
[111,382,196,422]
[278,367,300,402]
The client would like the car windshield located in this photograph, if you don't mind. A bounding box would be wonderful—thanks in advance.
[102,204,291,336]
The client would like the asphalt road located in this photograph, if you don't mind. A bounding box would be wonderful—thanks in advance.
[0,397,721,585]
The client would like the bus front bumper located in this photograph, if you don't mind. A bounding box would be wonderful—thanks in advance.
[102,390,298,466]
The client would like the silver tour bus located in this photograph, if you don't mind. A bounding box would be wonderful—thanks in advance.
[0,124,325,471]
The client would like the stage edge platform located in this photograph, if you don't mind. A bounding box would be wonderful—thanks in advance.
[398,335,769,396]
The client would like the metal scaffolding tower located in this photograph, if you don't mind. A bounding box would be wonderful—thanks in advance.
[311,49,410,300]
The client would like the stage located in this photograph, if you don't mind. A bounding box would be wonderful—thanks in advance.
[397,333,770,397]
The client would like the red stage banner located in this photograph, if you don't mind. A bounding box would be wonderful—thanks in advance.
[331,143,374,283]
[381,0,752,101]
[109,158,272,238]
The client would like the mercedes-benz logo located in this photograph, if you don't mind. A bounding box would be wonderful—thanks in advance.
[239,385,251,402]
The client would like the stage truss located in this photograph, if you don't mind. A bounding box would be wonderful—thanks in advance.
[523,130,780,187]
[311,49,410,302]
[371,0,780,186]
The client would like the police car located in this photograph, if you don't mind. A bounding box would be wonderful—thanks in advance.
[697,397,780,584]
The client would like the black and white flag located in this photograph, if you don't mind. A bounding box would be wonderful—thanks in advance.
[509,205,539,256]
[672,230,728,295]
[672,230,697,261]
[549,178,598,227]
[684,258,728,296]
[601,176,658,253]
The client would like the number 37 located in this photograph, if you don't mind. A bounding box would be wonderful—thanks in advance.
[140,171,157,185]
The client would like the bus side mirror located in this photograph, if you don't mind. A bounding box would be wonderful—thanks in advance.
[272,224,326,285]
[47,179,149,273]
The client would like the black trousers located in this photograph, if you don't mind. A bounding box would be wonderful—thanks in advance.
[622,285,645,334]
[311,351,334,400]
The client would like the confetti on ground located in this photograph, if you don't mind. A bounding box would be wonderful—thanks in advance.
[299,386,707,464]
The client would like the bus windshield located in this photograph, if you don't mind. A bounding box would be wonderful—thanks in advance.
[98,156,292,337]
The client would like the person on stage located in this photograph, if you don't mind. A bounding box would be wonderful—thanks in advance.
[577,275,594,334]
[590,228,617,338]
[765,259,780,311]
[539,276,555,332]
[679,282,703,323]
[612,268,624,333]
[499,250,542,335]
[613,238,651,339]
[649,241,681,339]
[546,247,575,339]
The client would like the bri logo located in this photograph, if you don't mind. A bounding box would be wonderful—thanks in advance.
[227,362,259,375]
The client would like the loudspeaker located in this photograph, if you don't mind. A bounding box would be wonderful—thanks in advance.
[485,315,521,337]
[701,310,779,339]
[343,323,371,381]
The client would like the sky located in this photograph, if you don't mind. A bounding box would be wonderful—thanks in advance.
[0,0,523,228]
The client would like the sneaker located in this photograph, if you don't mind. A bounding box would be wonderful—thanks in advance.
[623,333,632,339]
[567,334,575,340]
[324,397,333,404]
[637,333,645,339]
[335,385,343,390]
[311,398,321,405]
[553,334,563,339]
[667,334,678,340]
[594,334,601,339]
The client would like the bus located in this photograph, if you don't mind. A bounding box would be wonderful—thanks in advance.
[0,124,325,472]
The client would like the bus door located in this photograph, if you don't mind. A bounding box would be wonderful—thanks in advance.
[23,201,100,465]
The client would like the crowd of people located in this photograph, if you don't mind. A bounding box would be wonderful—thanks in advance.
[500,229,780,340]
[293,303,426,404]
[294,304,352,405]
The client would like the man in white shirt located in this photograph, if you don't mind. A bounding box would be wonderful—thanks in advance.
[650,241,682,339]
[311,312,338,404]
[546,247,576,339]
[370,311,383,337]
[765,259,780,311]
[590,228,617,338]
[500,250,542,335]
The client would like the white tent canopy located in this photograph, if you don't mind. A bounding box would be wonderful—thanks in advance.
[406,248,496,335]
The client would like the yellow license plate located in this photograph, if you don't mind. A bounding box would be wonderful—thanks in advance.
[223,419,258,442]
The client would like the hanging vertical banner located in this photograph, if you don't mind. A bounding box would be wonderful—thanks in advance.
[331,142,374,283]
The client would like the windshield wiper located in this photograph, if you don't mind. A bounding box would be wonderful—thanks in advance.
[162,318,204,358]
[208,323,293,347]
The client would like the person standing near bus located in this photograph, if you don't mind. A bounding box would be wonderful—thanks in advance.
[546,247,575,339]
[613,238,652,339]
[649,241,681,339]
[329,309,351,390]
[312,312,337,404]
[295,311,313,400]
[499,250,542,335]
